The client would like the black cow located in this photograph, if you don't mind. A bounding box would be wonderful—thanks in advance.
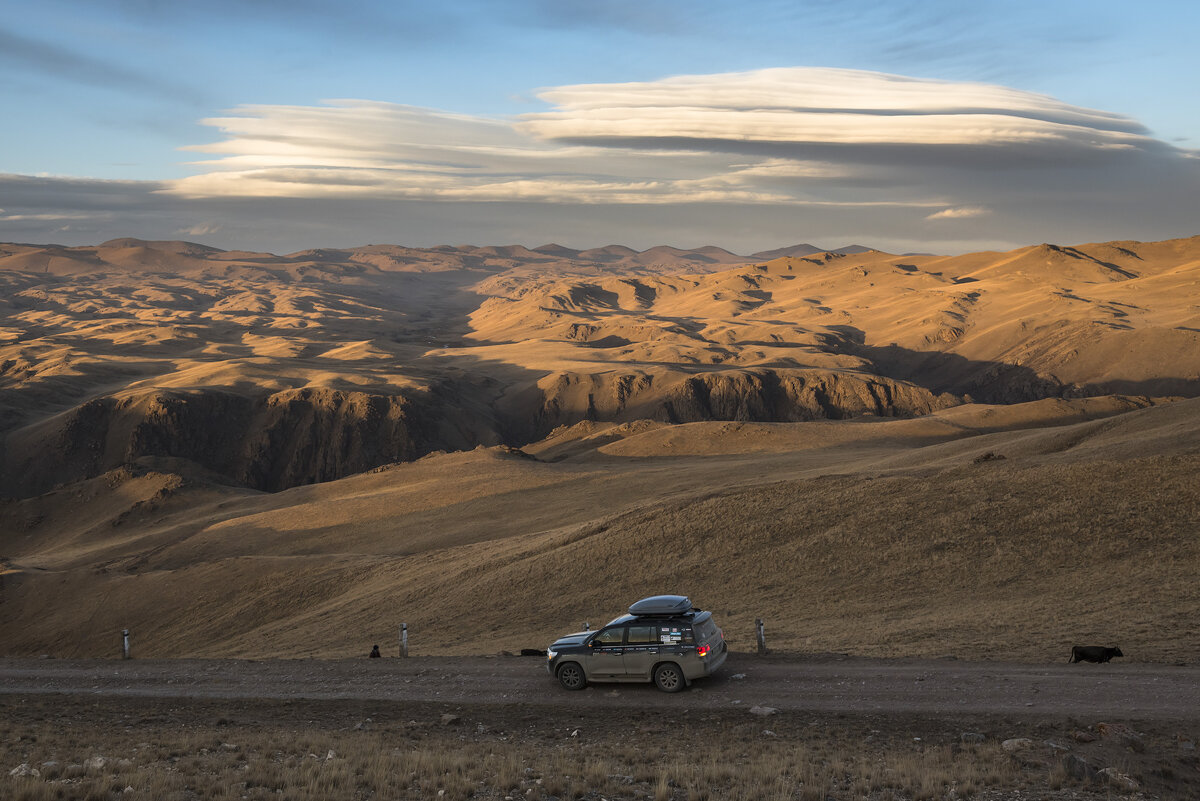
[1069,645,1123,663]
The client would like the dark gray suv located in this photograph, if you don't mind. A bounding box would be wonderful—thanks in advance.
[546,595,727,692]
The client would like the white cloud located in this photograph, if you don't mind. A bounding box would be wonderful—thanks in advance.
[176,222,222,236]
[0,211,97,221]
[523,68,1153,153]
[5,67,1196,254]
[165,68,1185,211]
[926,206,990,221]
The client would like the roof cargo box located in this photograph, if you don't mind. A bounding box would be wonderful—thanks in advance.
[629,595,693,617]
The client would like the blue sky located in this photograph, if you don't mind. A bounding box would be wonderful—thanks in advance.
[2,0,1198,253]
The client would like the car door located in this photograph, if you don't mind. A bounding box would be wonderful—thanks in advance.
[621,624,660,679]
[586,626,627,677]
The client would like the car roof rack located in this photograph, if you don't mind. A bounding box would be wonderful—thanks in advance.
[628,595,695,617]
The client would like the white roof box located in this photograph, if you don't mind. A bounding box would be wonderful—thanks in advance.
[628,595,693,616]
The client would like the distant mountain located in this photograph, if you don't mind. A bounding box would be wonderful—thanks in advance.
[100,238,223,257]
[533,243,582,258]
[631,245,745,266]
[471,245,545,259]
[576,245,639,262]
[750,243,876,260]
[749,244,824,260]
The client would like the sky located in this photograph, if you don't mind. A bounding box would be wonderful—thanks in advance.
[1,0,1198,255]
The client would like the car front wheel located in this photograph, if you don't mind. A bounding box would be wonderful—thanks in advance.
[557,662,587,691]
[653,662,685,693]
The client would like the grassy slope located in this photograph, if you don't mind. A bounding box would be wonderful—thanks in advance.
[2,397,1198,662]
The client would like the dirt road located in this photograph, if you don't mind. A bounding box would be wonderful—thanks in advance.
[2,653,1196,720]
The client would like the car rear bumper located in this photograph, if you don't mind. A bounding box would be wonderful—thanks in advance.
[682,641,727,680]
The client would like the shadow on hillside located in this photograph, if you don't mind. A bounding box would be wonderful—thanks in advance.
[840,339,1200,403]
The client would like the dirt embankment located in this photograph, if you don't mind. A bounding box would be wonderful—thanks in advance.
[3,656,1198,800]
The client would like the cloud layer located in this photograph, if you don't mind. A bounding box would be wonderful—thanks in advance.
[525,68,1151,149]
[3,67,1197,253]
[167,68,1192,206]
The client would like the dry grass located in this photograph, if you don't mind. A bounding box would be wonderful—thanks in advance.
[5,694,1186,801]
[1,738,1018,801]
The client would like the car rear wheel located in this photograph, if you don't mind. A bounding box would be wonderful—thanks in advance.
[653,662,685,693]
[557,662,587,691]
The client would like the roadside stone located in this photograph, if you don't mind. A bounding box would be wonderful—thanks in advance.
[220,742,239,751]
[749,705,778,717]
[960,732,985,744]
[1001,738,1033,753]
[440,714,460,725]
[731,673,746,680]
[9,763,40,778]
[115,758,134,769]
[1061,754,1099,781]
[83,756,107,771]
[1071,729,1097,743]
[1042,740,1069,752]
[1097,722,1145,752]
[1099,767,1140,791]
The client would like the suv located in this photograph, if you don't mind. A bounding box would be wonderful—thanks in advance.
[546,595,727,692]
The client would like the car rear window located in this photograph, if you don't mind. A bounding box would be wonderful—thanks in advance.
[694,618,718,642]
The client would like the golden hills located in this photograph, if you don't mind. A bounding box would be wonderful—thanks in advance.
[1,235,1198,659]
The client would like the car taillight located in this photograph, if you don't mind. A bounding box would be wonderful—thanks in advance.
[697,643,711,658]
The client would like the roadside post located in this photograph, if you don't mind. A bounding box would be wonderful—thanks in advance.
[583,622,590,631]
[755,619,767,655]
[399,623,408,658]
[122,629,131,660]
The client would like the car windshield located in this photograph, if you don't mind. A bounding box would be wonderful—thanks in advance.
[593,628,624,645]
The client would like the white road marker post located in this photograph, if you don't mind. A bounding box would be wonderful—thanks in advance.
[122,628,131,660]
[755,618,767,656]
[400,623,408,658]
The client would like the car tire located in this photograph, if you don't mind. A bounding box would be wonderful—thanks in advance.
[557,662,587,691]
[653,662,685,693]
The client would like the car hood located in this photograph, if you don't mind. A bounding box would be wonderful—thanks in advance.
[550,632,591,648]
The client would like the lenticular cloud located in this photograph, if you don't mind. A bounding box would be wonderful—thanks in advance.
[165,66,1192,226]
[521,67,1154,153]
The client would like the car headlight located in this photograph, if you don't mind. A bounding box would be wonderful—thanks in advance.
[546,649,557,660]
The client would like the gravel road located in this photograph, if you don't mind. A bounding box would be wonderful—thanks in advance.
[2,654,1196,721]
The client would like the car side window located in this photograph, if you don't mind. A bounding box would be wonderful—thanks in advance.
[593,627,625,645]
[626,626,656,644]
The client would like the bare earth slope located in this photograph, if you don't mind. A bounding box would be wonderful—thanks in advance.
[1,236,1199,660]
[2,235,1198,496]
